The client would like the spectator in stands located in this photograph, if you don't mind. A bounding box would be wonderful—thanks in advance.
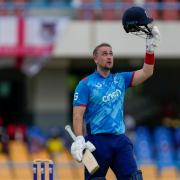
[49,0,72,4]
[14,124,27,141]
[28,135,46,153]
[27,126,46,153]
[7,123,27,141]
[46,128,64,158]
[71,0,82,7]
[7,123,16,140]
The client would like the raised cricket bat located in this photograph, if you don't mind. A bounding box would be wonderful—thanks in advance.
[65,125,99,174]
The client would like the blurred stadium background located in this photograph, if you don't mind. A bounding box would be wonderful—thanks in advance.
[0,0,180,180]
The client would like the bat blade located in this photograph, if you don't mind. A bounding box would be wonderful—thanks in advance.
[82,149,99,174]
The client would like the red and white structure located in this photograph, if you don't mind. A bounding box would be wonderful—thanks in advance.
[0,16,69,73]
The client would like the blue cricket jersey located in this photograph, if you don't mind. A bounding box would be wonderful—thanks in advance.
[73,71,134,135]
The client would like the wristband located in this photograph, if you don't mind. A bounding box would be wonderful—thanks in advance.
[144,52,155,65]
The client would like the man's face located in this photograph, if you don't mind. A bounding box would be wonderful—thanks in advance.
[94,46,114,70]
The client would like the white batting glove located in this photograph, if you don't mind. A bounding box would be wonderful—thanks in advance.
[71,136,96,162]
[71,136,86,162]
[85,141,96,152]
[146,26,160,53]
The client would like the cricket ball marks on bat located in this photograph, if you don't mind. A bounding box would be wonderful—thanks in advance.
[65,125,99,174]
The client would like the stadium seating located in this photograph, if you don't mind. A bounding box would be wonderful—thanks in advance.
[134,126,154,165]
[9,140,32,180]
[140,165,158,180]
[159,167,179,180]
[1,125,180,179]
[0,0,179,21]
[175,127,180,168]
[162,0,179,20]
[0,153,13,180]
[54,149,84,180]
[101,0,116,20]
[30,148,50,160]
[154,126,175,168]
[79,0,96,20]
[146,0,160,20]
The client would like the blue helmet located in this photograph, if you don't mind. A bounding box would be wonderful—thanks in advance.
[122,6,153,35]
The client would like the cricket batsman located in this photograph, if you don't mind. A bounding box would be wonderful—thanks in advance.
[70,6,160,180]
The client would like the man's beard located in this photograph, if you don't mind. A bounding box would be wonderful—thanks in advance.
[101,65,112,71]
[104,66,111,70]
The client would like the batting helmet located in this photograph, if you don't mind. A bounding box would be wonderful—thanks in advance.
[122,6,153,35]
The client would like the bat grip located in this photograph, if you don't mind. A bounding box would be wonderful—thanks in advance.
[65,125,76,141]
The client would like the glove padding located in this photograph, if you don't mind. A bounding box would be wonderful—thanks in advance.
[146,26,160,53]
[85,141,96,152]
[71,136,96,162]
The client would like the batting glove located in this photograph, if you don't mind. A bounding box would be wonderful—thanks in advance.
[85,141,96,152]
[71,136,86,162]
[146,26,160,53]
[71,136,96,162]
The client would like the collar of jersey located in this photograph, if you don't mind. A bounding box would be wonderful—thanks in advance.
[94,70,112,79]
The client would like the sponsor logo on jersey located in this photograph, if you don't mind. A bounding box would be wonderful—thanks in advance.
[102,89,121,102]
[114,79,118,84]
[95,82,102,88]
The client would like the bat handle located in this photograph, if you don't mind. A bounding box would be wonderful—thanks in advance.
[65,125,76,141]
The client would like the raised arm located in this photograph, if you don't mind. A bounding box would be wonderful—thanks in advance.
[131,26,160,86]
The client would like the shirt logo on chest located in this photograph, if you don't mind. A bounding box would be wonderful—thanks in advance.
[95,83,102,88]
[102,89,122,102]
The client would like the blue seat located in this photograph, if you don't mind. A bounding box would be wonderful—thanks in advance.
[134,126,154,165]
[174,127,180,167]
[154,126,175,168]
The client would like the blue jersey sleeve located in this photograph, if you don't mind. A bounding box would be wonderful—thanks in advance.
[120,72,134,89]
[73,79,89,106]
